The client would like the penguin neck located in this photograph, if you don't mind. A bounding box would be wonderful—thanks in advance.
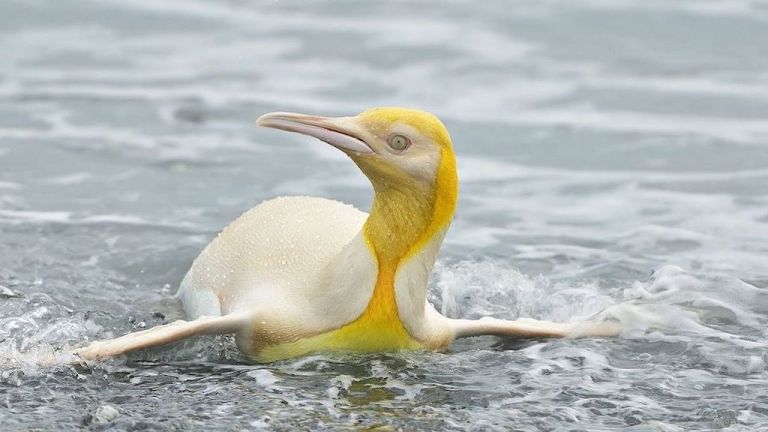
[358,169,457,322]
[362,152,458,270]
[364,182,436,264]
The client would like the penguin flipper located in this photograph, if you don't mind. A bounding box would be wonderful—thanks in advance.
[449,316,621,340]
[73,314,247,361]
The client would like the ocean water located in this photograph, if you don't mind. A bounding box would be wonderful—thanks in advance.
[2,0,768,430]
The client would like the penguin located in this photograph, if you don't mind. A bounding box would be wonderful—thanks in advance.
[75,107,618,363]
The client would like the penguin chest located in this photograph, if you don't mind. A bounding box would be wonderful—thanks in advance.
[252,268,423,362]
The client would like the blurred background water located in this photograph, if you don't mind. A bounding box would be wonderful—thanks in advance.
[2,0,768,430]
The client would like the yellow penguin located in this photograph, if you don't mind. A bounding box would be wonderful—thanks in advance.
[75,108,618,363]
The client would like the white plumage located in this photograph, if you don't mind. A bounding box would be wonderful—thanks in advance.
[177,196,380,340]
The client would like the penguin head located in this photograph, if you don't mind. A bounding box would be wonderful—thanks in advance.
[257,107,457,201]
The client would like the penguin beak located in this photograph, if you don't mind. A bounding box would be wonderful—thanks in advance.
[256,112,374,155]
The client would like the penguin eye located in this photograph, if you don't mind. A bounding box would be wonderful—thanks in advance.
[387,134,411,152]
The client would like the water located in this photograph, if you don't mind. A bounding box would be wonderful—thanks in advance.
[2,0,768,430]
